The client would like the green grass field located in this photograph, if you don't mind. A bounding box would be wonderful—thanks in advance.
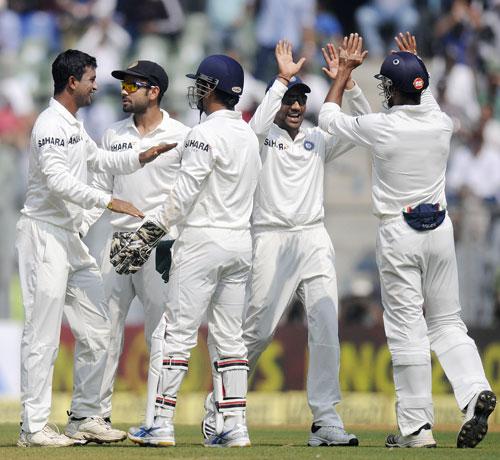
[1,424,499,460]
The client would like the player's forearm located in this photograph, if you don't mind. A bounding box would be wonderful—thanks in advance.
[324,67,352,106]
[249,80,287,135]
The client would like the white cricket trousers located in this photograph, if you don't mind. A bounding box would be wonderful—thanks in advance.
[149,227,251,421]
[98,235,168,417]
[243,224,343,427]
[16,216,111,433]
[164,227,250,361]
[377,214,491,435]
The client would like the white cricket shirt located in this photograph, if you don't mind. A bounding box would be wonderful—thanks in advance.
[93,110,190,231]
[21,98,141,232]
[319,89,454,219]
[154,109,261,230]
[250,80,371,228]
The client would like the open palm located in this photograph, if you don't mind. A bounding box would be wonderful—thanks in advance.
[275,40,306,78]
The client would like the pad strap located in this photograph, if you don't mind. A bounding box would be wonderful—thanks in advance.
[216,397,247,413]
[155,395,176,410]
[163,357,189,371]
[214,358,249,373]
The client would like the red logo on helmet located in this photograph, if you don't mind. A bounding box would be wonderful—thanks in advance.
[413,77,424,90]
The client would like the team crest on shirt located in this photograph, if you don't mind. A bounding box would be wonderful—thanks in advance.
[304,140,314,151]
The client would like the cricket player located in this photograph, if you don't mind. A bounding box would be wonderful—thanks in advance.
[16,49,175,447]
[201,40,369,447]
[318,32,496,448]
[79,60,190,422]
[111,54,261,447]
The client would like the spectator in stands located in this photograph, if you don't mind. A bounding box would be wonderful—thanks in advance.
[355,0,419,56]
[253,0,316,82]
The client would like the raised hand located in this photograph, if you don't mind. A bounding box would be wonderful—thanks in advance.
[338,33,368,72]
[139,142,177,165]
[394,31,418,55]
[275,40,306,81]
[321,43,339,80]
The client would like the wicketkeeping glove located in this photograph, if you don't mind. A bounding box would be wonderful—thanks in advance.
[110,218,167,275]
[155,239,175,283]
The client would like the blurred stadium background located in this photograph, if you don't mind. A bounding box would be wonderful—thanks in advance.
[0,0,499,429]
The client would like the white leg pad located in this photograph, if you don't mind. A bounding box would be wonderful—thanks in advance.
[214,358,249,415]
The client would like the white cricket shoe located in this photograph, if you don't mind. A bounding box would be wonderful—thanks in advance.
[17,424,78,447]
[201,392,217,439]
[457,390,496,448]
[65,416,126,443]
[128,424,175,446]
[308,424,359,446]
[385,424,436,448]
[204,423,251,447]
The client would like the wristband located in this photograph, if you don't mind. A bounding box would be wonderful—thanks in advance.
[107,200,113,210]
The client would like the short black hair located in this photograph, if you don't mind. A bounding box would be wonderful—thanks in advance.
[52,49,97,95]
[213,88,239,110]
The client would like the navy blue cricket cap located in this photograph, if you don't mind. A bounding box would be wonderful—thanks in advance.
[111,60,169,95]
[375,51,429,93]
[186,55,244,97]
[266,75,311,94]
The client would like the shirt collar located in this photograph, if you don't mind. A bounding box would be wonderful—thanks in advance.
[125,109,172,134]
[388,103,428,114]
[205,109,242,122]
[49,98,82,126]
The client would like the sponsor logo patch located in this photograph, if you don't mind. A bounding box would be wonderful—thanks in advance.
[184,139,210,152]
[111,142,133,151]
[38,137,65,148]
[264,138,286,150]
[231,86,242,94]
[413,77,424,90]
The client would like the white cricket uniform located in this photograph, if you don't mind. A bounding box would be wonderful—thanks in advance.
[241,80,371,427]
[16,98,143,433]
[319,89,491,435]
[80,110,190,418]
[146,109,261,422]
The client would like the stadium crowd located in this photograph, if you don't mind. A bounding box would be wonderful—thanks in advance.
[0,0,499,326]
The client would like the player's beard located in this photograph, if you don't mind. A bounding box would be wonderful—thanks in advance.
[76,90,94,108]
[123,98,148,113]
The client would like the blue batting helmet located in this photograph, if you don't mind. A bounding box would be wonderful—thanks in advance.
[187,55,244,97]
[375,51,429,93]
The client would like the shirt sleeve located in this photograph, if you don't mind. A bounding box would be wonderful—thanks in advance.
[35,120,111,209]
[319,102,378,149]
[79,129,116,236]
[343,82,372,116]
[151,127,215,230]
[324,83,373,162]
[86,131,142,174]
[249,80,287,146]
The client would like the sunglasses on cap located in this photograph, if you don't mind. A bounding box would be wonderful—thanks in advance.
[121,81,155,93]
[282,93,307,106]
